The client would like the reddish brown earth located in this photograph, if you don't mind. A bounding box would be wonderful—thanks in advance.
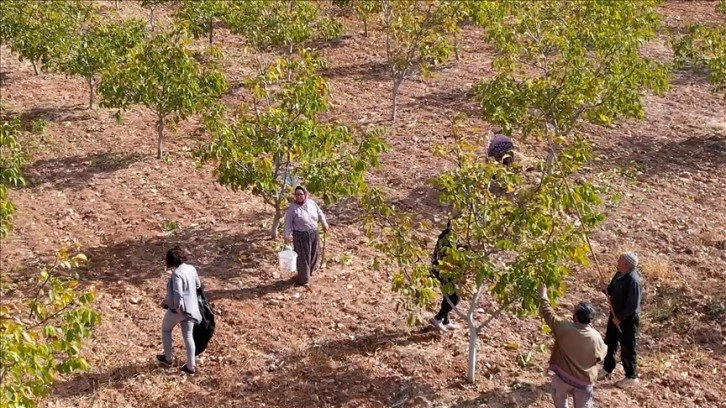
[1,1,724,407]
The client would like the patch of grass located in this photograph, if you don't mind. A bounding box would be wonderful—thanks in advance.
[615,162,647,180]
[338,251,355,266]
[641,256,677,284]
[649,297,678,323]
[29,118,49,134]
[162,220,179,231]
[705,295,726,320]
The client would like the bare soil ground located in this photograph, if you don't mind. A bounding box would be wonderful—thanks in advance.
[1,2,725,407]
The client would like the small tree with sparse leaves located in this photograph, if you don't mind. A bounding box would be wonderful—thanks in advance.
[197,50,387,239]
[363,117,605,383]
[672,0,726,99]
[472,0,669,170]
[62,18,147,109]
[98,31,228,159]
[0,0,92,75]
[140,0,174,32]
[0,118,25,239]
[379,0,466,121]
[173,0,229,44]
[225,0,343,56]
[332,0,382,38]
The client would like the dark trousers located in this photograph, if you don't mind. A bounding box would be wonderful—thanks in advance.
[603,314,639,378]
[434,292,460,324]
[293,229,320,285]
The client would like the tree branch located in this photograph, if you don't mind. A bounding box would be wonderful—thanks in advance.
[476,304,506,334]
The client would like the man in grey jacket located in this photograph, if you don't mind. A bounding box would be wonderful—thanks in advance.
[598,252,643,388]
[157,246,202,374]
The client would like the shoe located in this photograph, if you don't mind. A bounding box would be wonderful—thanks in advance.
[156,354,172,366]
[443,321,460,330]
[180,364,196,375]
[430,317,447,331]
[615,378,639,388]
[597,368,611,380]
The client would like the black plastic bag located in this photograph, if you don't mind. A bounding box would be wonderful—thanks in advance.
[193,287,215,356]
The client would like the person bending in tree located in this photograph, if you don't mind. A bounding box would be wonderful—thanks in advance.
[429,221,467,331]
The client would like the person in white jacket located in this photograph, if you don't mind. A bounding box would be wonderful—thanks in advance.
[157,245,202,374]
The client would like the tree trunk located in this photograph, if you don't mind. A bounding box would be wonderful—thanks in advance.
[454,34,460,61]
[270,207,282,239]
[208,18,213,44]
[545,144,557,175]
[363,18,368,37]
[466,320,478,383]
[87,77,95,110]
[156,115,165,159]
[115,0,119,10]
[31,60,39,76]
[391,76,404,121]
[149,9,155,32]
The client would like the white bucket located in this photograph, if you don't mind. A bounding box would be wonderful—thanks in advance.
[278,246,297,273]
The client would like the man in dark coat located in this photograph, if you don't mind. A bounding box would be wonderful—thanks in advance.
[598,251,644,388]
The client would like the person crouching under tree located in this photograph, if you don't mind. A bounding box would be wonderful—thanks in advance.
[487,133,515,166]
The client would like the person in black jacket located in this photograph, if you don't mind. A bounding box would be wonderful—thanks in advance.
[598,251,644,389]
[429,222,468,331]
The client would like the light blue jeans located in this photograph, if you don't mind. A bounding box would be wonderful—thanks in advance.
[161,310,195,368]
[551,373,594,408]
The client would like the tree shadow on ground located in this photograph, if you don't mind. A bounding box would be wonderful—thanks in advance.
[0,105,92,127]
[51,360,159,399]
[324,197,364,227]
[309,34,355,51]
[322,60,390,83]
[24,151,146,190]
[215,329,442,407]
[397,181,448,219]
[204,277,297,301]
[670,65,715,87]
[451,382,548,408]
[408,87,480,117]
[596,132,726,181]
[77,222,273,285]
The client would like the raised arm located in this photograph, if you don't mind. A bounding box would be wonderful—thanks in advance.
[538,285,564,335]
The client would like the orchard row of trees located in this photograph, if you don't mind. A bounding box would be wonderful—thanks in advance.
[0,0,724,399]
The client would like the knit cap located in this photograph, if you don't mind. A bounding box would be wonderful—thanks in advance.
[622,252,639,268]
